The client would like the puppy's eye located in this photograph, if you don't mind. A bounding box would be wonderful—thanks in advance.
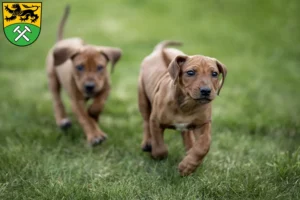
[76,65,84,71]
[97,65,103,71]
[186,70,195,76]
[212,72,218,77]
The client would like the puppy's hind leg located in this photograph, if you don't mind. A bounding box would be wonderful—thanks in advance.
[47,61,71,130]
[138,79,152,152]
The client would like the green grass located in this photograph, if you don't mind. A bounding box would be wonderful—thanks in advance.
[1,0,300,199]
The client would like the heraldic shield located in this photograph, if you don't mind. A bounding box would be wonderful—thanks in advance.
[2,2,42,46]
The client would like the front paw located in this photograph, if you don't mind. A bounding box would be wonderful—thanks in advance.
[141,140,152,152]
[178,155,201,176]
[151,145,168,160]
[88,133,107,146]
[58,118,72,131]
[141,143,152,152]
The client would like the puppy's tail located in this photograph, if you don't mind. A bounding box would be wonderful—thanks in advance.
[57,4,70,42]
[154,40,183,67]
[154,40,182,51]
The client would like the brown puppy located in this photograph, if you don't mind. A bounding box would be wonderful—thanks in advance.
[46,5,122,146]
[138,41,227,175]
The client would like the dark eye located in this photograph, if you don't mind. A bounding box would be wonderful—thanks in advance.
[186,70,195,76]
[97,65,103,71]
[212,72,218,77]
[76,65,84,71]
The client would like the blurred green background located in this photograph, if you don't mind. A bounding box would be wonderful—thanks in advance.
[0,0,299,199]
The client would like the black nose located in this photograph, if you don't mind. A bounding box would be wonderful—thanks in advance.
[85,82,95,92]
[200,87,211,96]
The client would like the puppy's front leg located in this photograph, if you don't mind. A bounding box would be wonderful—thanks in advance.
[88,88,110,121]
[178,123,211,176]
[150,118,168,159]
[71,99,106,146]
[181,130,195,152]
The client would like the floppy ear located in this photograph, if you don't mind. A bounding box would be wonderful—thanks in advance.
[52,38,84,66]
[95,47,122,73]
[168,55,188,85]
[215,59,227,95]
[53,47,79,66]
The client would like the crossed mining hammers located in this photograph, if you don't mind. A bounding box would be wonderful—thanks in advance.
[13,26,31,42]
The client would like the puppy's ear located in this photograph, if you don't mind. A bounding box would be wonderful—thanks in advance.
[52,38,84,66]
[96,47,122,73]
[53,47,79,66]
[215,59,227,95]
[168,55,187,85]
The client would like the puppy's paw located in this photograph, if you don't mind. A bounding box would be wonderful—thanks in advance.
[141,142,152,152]
[178,155,200,176]
[88,134,107,147]
[59,118,72,131]
[151,146,168,160]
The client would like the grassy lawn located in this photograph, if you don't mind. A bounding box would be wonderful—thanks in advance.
[1,0,300,199]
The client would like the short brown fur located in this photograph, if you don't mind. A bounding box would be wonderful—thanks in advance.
[46,5,122,146]
[138,41,227,176]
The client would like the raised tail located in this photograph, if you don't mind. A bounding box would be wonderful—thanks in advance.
[57,5,70,42]
[154,40,182,51]
[154,40,183,67]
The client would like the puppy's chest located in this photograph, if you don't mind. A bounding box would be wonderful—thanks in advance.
[158,113,197,131]
[154,98,210,131]
[157,106,208,131]
[173,123,189,131]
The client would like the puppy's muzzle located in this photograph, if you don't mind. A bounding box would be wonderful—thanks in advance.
[200,87,211,97]
[85,82,95,93]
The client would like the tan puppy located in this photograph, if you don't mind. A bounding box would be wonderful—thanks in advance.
[46,5,122,146]
[138,41,227,175]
